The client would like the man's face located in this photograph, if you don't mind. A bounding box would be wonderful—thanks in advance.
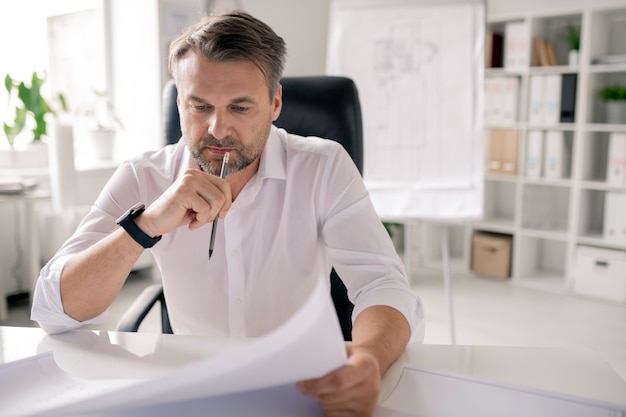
[175,52,282,176]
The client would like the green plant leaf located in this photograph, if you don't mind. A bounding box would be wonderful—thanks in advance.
[599,84,626,101]
[4,74,12,94]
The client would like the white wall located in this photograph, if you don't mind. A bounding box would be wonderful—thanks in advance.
[242,0,331,76]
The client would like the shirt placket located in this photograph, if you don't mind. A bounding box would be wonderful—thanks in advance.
[224,209,246,337]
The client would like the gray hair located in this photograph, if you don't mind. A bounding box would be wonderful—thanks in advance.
[169,10,287,97]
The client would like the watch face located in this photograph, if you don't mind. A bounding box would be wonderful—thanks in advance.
[117,203,145,224]
[129,202,146,215]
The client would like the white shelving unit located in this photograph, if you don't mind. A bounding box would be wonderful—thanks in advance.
[417,3,626,302]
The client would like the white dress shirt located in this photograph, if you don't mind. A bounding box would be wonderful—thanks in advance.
[32,126,424,340]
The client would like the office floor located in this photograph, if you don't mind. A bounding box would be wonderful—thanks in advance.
[4,265,626,381]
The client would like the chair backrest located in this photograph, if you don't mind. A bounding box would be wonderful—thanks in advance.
[161,76,363,341]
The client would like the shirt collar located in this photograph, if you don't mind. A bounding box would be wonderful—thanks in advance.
[257,125,286,181]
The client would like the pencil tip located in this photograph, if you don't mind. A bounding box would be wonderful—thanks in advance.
[208,250,213,260]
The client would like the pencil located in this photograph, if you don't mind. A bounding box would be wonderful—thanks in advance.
[208,152,229,260]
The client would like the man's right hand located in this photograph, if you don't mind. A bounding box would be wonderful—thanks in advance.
[135,168,233,236]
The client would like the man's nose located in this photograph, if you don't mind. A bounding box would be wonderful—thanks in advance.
[207,109,231,140]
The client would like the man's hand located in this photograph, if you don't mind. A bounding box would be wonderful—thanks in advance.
[296,305,411,417]
[296,345,381,417]
[136,168,232,237]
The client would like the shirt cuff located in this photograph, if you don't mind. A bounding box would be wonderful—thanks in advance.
[351,287,425,344]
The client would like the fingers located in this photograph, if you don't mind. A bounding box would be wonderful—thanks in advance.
[296,350,381,417]
[139,169,232,235]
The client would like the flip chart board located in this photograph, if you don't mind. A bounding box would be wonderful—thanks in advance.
[327,0,485,221]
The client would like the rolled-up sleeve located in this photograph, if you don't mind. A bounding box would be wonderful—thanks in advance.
[320,145,425,343]
[31,254,108,334]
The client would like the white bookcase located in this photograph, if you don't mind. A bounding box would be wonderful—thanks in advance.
[417,3,626,300]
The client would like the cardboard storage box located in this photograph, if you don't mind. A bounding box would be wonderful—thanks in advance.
[573,246,626,302]
[471,232,513,279]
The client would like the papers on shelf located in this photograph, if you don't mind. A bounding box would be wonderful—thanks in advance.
[592,54,626,65]
[0,176,37,194]
[0,275,347,417]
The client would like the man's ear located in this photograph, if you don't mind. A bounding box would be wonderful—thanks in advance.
[271,84,283,121]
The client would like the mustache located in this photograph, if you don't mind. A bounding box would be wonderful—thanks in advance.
[198,135,239,149]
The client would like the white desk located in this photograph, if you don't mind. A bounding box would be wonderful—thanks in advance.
[1,326,625,417]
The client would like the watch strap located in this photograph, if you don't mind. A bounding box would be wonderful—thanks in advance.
[117,203,162,249]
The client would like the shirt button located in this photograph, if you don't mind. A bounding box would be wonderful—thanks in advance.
[233,298,242,305]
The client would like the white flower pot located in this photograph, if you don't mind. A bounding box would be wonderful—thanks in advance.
[568,50,579,68]
[0,141,49,169]
[73,127,117,161]
[605,101,626,124]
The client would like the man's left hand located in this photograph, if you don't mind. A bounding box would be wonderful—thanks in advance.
[296,345,381,417]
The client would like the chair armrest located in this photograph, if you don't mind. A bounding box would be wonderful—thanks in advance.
[115,283,171,333]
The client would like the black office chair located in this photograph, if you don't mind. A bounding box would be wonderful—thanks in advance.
[117,76,363,341]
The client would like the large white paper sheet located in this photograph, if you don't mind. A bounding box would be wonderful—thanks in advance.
[327,1,484,221]
[378,364,626,417]
[0,276,347,417]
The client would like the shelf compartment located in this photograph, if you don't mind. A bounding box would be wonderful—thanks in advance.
[577,189,605,238]
[529,13,582,68]
[483,179,517,225]
[521,183,570,231]
[589,7,626,66]
[513,236,567,291]
[581,132,609,182]
[585,71,626,124]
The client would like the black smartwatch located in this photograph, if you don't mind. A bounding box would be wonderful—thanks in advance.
[116,203,162,248]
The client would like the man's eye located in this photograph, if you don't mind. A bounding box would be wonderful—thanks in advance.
[193,105,208,111]
[232,105,249,112]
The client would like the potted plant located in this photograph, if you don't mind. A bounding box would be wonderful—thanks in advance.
[599,84,626,124]
[74,89,124,161]
[2,72,67,168]
[563,25,580,67]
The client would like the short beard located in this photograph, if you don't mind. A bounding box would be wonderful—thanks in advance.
[190,135,263,176]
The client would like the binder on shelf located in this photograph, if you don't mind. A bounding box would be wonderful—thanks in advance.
[526,130,543,178]
[603,192,626,243]
[484,78,502,124]
[528,75,544,125]
[484,77,519,125]
[544,74,562,125]
[485,31,504,68]
[544,131,568,179]
[504,21,530,71]
[559,74,577,123]
[488,129,504,174]
[501,77,519,124]
[501,129,519,175]
[606,133,626,186]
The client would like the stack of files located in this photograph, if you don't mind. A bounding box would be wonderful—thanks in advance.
[483,77,519,125]
[543,131,570,180]
[527,75,563,126]
[525,130,543,178]
[604,191,626,243]
[504,21,530,71]
[606,132,626,186]
[488,129,519,175]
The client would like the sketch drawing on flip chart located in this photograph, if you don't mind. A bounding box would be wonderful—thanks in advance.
[328,3,480,188]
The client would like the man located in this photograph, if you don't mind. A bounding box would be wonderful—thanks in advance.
[32,10,424,416]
